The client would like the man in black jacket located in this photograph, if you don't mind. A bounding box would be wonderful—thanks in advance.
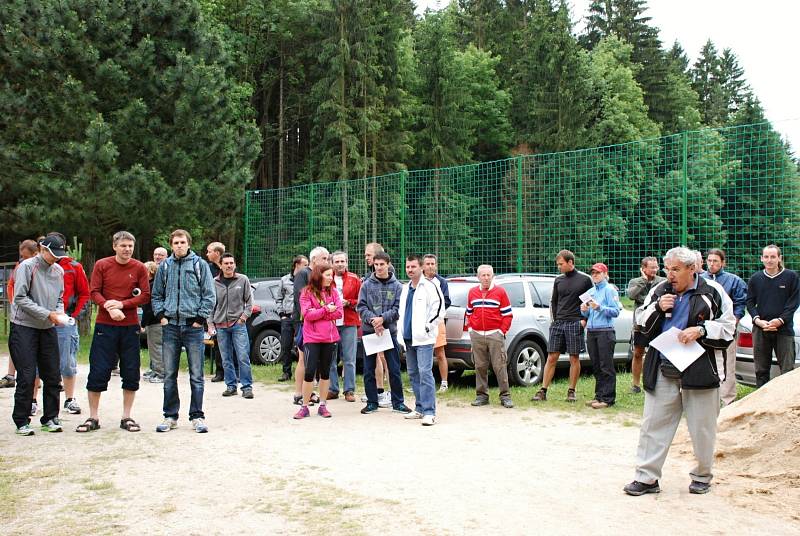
[746,244,799,387]
[624,247,735,497]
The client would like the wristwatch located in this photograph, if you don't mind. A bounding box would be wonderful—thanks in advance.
[697,325,706,337]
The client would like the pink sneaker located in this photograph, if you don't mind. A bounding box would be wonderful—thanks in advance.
[293,406,310,420]
[317,404,332,418]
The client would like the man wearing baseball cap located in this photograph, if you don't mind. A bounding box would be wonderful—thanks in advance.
[8,235,67,435]
[581,262,621,409]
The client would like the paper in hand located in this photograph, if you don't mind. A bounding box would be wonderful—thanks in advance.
[649,326,705,371]
[362,330,395,355]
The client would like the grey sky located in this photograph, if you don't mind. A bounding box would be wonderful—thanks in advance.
[414,0,799,154]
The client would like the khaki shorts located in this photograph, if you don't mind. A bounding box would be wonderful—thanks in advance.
[434,321,447,348]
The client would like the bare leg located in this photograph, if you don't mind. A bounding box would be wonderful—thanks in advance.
[7,360,16,376]
[87,390,101,420]
[632,346,645,387]
[568,354,581,390]
[541,352,560,388]
[376,352,386,390]
[121,389,135,420]
[435,347,448,384]
[32,375,40,401]
[63,375,76,400]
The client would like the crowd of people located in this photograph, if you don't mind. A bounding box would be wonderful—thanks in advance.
[4,231,797,496]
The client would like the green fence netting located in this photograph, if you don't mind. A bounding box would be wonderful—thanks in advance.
[244,122,799,287]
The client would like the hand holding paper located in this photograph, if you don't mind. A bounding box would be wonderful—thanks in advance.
[649,326,705,372]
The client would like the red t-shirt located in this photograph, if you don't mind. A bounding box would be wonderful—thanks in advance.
[90,256,150,326]
[57,257,91,318]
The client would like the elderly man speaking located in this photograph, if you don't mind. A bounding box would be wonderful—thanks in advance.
[624,247,735,497]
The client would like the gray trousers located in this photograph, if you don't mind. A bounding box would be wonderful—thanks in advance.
[634,370,719,485]
[146,324,165,377]
[470,331,510,400]
[715,339,737,406]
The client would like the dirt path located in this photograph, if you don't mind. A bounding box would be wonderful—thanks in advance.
[0,357,797,536]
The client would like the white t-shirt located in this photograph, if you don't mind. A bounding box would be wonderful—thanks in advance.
[334,275,345,326]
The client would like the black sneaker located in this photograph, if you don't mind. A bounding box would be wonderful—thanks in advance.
[222,386,237,397]
[241,387,254,399]
[689,480,710,494]
[211,372,225,382]
[0,375,15,388]
[392,403,412,414]
[470,397,489,406]
[277,372,291,382]
[630,385,642,394]
[623,480,660,496]
[293,394,303,406]
[500,398,514,409]
[531,388,547,402]
[360,403,379,414]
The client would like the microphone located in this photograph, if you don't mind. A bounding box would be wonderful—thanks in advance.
[662,284,675,319]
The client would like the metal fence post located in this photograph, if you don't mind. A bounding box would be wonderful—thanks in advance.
[309,183,316,251]
[681,131,689,246]
[400,170,407,262]
[516,155,524,273]
[243,192,250,275]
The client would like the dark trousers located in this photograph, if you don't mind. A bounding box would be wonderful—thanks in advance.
[753,326,796,387]
[9,323,61,427]
[363,334,405,408]
[279,318,296,375]
[587,329,616,404]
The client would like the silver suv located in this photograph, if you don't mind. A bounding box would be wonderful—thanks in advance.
[444,274,633,387]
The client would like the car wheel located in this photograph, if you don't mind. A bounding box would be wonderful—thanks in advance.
[250,329,281,365]
[508,339,546,387]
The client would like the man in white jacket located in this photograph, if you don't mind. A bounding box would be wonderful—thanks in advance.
[397,255,445,426]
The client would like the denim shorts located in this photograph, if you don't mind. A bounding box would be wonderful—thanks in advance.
[55,322,79,377]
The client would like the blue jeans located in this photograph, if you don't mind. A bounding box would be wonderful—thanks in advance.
[55,322,79,377]
[404,341,436,416]
[363,333,404,407]
[162,323,205,420]
[217,323,253,389]
[329,325,357,394]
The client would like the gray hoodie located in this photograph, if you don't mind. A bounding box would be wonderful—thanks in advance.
[10,256,65,330]
[209,273,253,325]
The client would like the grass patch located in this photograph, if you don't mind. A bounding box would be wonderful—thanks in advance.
[85,480,116,492]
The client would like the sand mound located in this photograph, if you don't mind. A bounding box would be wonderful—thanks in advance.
[676,369,800,521]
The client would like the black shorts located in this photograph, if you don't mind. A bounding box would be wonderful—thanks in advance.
[87,323,141,392]
[547,320,585,355]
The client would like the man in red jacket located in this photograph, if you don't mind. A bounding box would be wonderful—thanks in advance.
[327,251,362,402]
[77,231,150,433]
[47,232,90,415]
[467,265,514,408]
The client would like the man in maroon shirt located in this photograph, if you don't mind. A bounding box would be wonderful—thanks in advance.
[76,231,150,433]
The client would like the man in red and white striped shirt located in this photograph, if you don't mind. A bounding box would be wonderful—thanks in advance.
[466,264,513,408]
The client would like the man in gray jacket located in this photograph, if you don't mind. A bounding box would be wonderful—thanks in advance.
[151,229,216,433]
[208,253,254,399]
[627,256,665,393]
[9,235,67,435]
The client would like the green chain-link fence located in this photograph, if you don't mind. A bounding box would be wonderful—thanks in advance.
[244,122,799,285]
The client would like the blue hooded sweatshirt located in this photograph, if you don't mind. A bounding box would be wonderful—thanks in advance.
[581,278,620,330]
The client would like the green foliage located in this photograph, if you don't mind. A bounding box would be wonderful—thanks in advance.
[0,0,260,265]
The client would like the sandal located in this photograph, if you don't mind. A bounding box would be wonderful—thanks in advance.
[75,418,100,433]
[119,418,141,432]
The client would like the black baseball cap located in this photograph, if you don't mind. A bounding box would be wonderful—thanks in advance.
[40,235,67,259]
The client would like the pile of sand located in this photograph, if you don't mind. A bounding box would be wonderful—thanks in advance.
[678,368,800,521]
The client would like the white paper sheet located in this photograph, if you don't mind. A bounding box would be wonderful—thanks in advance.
[362,330,395,355]
[579,291,595,304]
[649,326,705,371]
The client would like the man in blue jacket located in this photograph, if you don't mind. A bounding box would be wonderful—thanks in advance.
[151,229,216,433]
[702,248,747,405]
[356,251,412,415]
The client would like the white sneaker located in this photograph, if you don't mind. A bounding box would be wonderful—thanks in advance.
[191,417,209,433]
[360,394,368,403]
[404,410,423,420]
[156,417,177,432]
[378,392,392,408]
[422,414,436,426]
[438,382,448,393]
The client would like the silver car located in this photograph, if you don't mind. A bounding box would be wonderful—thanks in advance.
[444,274,633,387]
[734,309,800,386]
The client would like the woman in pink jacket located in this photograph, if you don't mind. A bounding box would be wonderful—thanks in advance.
[294,263,343,419]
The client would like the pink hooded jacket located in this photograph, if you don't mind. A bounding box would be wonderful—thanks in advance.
[300,287,343,343]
